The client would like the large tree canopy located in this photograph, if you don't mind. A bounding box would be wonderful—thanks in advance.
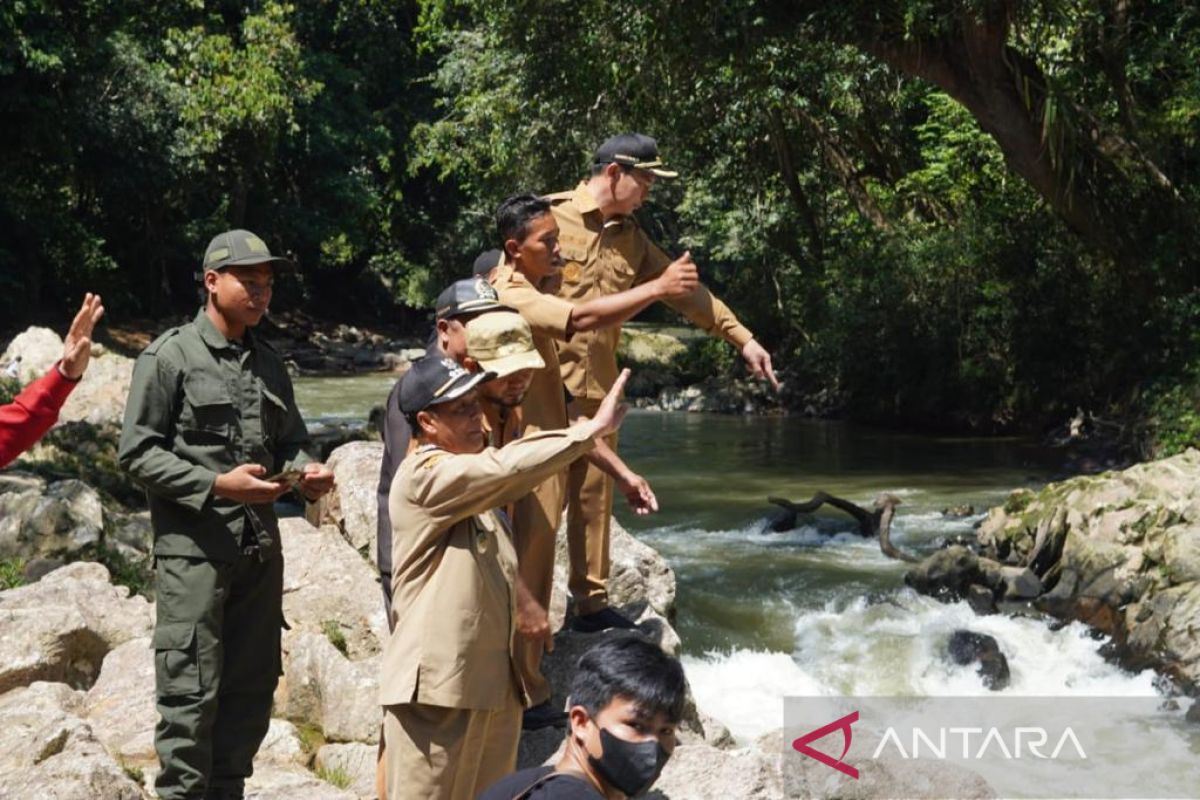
[2,0,1197,441]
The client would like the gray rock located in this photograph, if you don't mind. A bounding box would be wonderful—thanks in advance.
[82,636,157,770]
[244,764,359,799]
[0,681,143,800]
[652,741,783,799]
[315,742,378,798]
[258,719,312,768]
[275,631,381,744]
[0,562,151,694]
[280,518,387,660]
[516,728,566,770]
[997,566,1042,600]
[0,477,104,561]
[311,441,383,562]
[966,583,997,615]
[946,630,1011,691]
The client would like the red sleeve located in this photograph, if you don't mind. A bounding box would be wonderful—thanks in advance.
[0,365,78,468]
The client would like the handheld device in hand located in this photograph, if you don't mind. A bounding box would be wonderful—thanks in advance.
[266,468,304,487]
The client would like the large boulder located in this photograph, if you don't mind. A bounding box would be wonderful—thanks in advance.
[83,637,157,770]
[0,562,152,694]
[652,741,783,799]
[309,441,383,562]
[0,681,144,800]
[245,764,360,799]
[553,517,676,625]
[911,448,1200,689]
[280,517,387,660]
[2,326,134,426]
[0,474,104,562]
[275,631,381,745]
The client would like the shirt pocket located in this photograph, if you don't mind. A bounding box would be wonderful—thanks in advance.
[179,376,236,442]
[258,380,289,444]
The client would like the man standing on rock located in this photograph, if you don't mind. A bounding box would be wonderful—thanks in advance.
[376,277,510,624]
[119,229,335,800]
[380,357,631,800]
[546,133,779,632]
[491,192,669,728]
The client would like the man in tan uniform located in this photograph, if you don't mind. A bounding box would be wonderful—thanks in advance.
[549,133,779,631]
[379,355,632,800]
[490,192,686,725]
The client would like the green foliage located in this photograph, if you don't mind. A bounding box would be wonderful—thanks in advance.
[316,764,353,789]
[1143,367,1200,458]
[321,619,349,656]
[0,376,19,405]
[0,558,26,590]
[3,0,1199,433]
[85,545,154,598]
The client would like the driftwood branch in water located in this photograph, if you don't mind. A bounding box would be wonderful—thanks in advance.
[767,491,919,563]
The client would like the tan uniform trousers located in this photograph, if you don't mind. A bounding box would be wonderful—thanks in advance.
[383,700,521,800]
[565,397,617,615]
[512,470,566,705]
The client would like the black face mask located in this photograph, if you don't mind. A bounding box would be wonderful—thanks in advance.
[588,727,670,797]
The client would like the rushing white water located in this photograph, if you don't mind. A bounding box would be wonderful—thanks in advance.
[683,590,1162,744]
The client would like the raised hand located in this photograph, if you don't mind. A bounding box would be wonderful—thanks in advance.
[60,293,105,380]
[588,368,631,439]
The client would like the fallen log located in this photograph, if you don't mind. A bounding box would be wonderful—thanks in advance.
[767,491,919,562]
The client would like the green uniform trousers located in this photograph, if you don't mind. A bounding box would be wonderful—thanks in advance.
[152,552,283,799]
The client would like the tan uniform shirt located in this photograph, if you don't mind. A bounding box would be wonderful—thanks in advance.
[491,264,573,433]
[548,182,755,400]
[481,399,523,523]
[380,427,595,710]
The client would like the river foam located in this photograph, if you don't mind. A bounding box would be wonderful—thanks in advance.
[684,590,1160,744]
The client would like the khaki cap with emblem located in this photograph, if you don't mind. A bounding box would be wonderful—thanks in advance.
[202,229,294,272]
[592,132,679,179]
[465,311,545,378]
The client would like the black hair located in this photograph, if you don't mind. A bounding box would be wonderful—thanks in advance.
[568,633,688,723]
[496,193,552,244]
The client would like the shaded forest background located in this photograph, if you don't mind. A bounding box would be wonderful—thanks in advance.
[2,0,1198,450]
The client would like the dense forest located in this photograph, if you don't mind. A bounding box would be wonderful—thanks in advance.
[2,1,1198,448]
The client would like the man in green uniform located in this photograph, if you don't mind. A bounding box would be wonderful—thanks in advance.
[119,229,335,800]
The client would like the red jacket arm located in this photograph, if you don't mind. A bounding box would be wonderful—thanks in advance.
[0,365,77,468]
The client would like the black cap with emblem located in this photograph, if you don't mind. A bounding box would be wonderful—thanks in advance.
[398,356,495,415]
[592,133,679,179]
[434,277,512,320]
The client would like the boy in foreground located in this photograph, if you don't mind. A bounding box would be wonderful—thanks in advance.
[478,634,686,799]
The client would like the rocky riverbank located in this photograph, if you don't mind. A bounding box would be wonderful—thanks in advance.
[906,448,1200,694]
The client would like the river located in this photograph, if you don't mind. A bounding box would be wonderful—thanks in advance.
[293,376,1180,756]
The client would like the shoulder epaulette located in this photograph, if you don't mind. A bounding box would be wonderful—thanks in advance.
[142,327,182,356]
[545,190,574,204]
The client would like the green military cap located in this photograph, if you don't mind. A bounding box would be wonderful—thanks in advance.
[202,229,294,273]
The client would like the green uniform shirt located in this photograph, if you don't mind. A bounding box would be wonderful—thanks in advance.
[118,309,313,562]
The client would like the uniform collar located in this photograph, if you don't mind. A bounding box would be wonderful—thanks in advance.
[573,181,601,217]
[574,180,631,230]
[194,307,256,352]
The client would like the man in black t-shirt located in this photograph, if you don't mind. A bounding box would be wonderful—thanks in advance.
[478,634,686,800]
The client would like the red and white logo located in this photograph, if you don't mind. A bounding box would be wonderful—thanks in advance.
[792,711,860,779]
